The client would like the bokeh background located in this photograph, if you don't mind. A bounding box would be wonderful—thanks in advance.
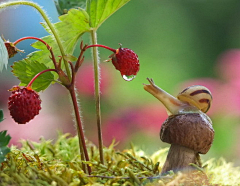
[1,0,240,165]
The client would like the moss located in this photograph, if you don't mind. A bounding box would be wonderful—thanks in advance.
[0,133,239,186]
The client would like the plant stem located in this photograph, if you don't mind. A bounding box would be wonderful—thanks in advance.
[67,62,91,174]
[68,86,92,174]
[14,37,58,69]
[75,42,87,72]
[86,44,116,53]
[14,37,48,47]
[90,29,104,164]
[27,69,57,88]
[0,1,71,80]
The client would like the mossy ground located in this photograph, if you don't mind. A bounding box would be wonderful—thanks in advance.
[0,133,239,186]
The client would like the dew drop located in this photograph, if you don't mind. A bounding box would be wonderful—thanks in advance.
[122,75,136,81]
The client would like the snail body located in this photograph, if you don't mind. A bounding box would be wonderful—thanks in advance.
[143,78,212,115]
[143,78,214,174]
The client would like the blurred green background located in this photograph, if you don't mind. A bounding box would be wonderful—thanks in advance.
[1,0,240,165]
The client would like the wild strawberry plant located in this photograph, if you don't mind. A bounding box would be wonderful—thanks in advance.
[0,0,140,174]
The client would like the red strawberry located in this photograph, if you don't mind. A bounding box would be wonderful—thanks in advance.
[8,86,41,124]
[86,44,140,80]
[111,47,139,77]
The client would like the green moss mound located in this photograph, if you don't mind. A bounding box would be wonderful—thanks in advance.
[0,133,239,185]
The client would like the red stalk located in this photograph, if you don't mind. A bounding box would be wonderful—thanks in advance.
[86,44,116,53]
[27,69,57,88]
[68,62,92,174]
[14,36,50,49]
[14,36,58,69]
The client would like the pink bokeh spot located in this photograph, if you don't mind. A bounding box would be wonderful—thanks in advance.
[75,63,113,96]
[103,104,168,145]
[217,49,240,89]
[103,121,128,145]
[134,104,168,132]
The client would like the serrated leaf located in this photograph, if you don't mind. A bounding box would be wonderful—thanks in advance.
[0,36,8,72]
[12,59,55,92]
[0,146,10,163]
[0,131,11,147]
[0,130,11,163]
[29,8,90,68]
[86,0,130,29]
[54,0,86,15]
[0,110,3,122]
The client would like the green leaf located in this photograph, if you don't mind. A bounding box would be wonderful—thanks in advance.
[12,59,55,92]
[86,0,130,29]
[54,0,86,15]
[63,54,78,62]
[0,36,8,72]
[0,110,3,122]
[0,130,11,163]
[29,8,90,68]
[0,131,10,147]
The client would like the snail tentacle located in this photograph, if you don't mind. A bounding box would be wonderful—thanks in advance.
[144,78,212,115]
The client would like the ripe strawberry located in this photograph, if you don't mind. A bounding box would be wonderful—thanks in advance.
[111,47,139,76]
[8,86,41,124]
[86,44,140,80]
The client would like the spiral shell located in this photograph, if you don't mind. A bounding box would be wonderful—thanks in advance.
[177,85,212,113]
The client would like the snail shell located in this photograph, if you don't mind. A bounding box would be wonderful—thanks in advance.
[177,85,212,113]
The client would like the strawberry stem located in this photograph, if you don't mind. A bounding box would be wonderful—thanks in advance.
[90,30,105,165]
[68,61,91,174]
[75,41,87,72]
[86,44,116,53]
[27,69,57,88]
[68,85,92,174]
[14,37,50,49]
[14,37,59,69]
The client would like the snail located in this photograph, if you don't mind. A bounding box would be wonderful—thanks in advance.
[143,78,214,174]
[177,85,212,113]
